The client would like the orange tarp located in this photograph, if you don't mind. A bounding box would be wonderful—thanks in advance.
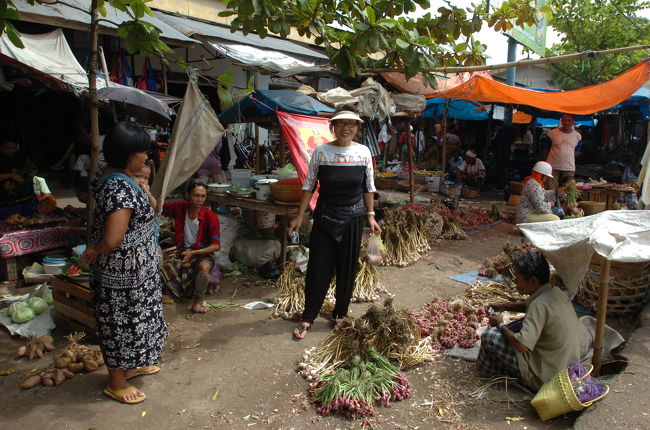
[381,70,493,96]
[428,60,650,115]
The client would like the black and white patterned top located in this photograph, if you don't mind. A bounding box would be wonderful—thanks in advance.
[90,175,158,289]
[303,143,376,207]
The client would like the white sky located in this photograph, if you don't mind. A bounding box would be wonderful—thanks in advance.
[411,1,650,64]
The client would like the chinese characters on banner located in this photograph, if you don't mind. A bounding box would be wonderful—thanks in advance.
[276,111,333,209]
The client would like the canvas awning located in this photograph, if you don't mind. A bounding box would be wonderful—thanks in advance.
[0,28,106,92]
[218,89,334,125]
[13,0,195,46]
[381,71,494,97]
[154,11,327,73]
[428,60,650,115]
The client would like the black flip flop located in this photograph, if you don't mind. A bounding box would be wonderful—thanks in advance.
[291,324,311,341]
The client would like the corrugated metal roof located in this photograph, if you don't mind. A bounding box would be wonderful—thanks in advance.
[154,11,328,60]
[14,0,195,45]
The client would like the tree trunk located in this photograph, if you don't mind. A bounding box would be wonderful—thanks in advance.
[86,0,100,240]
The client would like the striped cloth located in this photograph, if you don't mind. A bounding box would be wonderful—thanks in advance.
[362,122,381,157]
[476,319,523,378]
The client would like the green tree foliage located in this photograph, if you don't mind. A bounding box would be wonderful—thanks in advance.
[548,0,650,90]
[218,0,546,86]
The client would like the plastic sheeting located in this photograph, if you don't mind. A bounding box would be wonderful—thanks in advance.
[207,41,314,73]
[518,210,650,299]
[218,89,334,125]
[424,98,489,120]
[152,77,224,207]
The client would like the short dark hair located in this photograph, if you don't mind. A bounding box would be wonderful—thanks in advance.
[103,122,151,169]
[186,178,208,194]
[512,250,550,284]
[561,113,575,120]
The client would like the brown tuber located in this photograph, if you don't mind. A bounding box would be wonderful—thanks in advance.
[68,362,84,373]
[61,369,74,379]
[20,375,42,389]
[16,346,27,357]
[55,357,71,369]
[83,359,99,372]
[54,369,65,386]
[42,378,54,387]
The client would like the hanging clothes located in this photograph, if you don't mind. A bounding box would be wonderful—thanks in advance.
[361,122,381,157]
[137,58,158,92]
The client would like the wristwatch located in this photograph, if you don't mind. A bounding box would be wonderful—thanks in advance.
[366,211,376,216]
[497,322,506,331]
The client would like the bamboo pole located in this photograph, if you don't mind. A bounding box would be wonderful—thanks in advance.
[407,120,415,203]
[360,45,650,75]
[592,256,612,374]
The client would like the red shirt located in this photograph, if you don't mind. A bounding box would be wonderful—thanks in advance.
[162,201,220,250]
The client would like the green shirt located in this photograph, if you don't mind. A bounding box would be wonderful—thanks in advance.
[514,283,581,390]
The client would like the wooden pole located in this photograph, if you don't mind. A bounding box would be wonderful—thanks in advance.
[86,0,100,240]
[592,256,612,374]
[407,120,415,203]
[360,44,650,75]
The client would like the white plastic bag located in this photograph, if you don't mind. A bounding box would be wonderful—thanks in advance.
[365,234,383,266]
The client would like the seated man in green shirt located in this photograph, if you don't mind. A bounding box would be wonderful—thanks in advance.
[477,250,581,391]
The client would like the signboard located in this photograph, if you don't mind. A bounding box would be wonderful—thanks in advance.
[508,0,548,56]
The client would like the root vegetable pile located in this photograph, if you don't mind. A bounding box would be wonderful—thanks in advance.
[15,335,55,360]
[272,260,306,320]
[461,281,528,305]
[411,298,487,352]
[381,205,443,267]
[298,299,430,379]
[433,205,496,234]
[19,332,105,389]
[479,240,536,278]
[310,348,411,420]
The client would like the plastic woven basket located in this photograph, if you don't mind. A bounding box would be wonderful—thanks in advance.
[531,364,609,421]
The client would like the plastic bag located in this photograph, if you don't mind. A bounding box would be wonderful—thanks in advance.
[365,234,383,266]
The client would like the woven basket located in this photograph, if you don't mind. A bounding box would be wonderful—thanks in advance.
[577,271,650,316]
[270,181,301,203]
[461,187,481,198]
[509,181,524,195]
[531,364,609,421]
[578,201,606,215]
[374,177,398,190]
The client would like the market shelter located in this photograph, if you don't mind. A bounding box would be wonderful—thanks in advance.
[428,59,650,115]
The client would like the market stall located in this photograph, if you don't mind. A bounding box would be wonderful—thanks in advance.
[518,210,650,372]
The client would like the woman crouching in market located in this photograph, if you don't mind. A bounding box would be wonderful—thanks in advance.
[476,250,580,391]
[515,161,560,224]
[81,122,167,405]
[288,108,382,341]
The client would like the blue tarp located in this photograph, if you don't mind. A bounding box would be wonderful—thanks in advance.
[423,98,489,121]
[218,89,335,125]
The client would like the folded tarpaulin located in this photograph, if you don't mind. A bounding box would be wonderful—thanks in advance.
[381,70,494,98]
[518,210,650,299]
[218,89,334,125]
[428,60,650,115]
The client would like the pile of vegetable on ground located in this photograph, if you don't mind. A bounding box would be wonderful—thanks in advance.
[19,332,105,389]
[298,299,432,380]
[310,348,411,421]
[411,298,488,352]
[479,241,536,278]
[6,293,53,323]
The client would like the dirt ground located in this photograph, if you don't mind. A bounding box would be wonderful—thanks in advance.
[0,220,621,430]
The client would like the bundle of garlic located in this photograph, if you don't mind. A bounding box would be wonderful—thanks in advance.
[272,260,306,320]
[351,260,387,303]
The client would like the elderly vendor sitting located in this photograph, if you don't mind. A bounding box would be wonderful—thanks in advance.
[516,161,560,224]
[477,250,580,391]
[455,150,486,188]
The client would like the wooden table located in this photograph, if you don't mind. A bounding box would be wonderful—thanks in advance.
[206,193,301,265]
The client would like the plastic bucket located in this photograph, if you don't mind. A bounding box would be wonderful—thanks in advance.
[425,176,441,192]
[231,169,252,188]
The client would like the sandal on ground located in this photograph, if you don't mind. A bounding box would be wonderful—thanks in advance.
[162,297,175,305]
[125,365,160,380]
[291,324,311,341]
[103,386,146,405]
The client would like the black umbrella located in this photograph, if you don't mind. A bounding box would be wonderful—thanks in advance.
[97,85,174,126]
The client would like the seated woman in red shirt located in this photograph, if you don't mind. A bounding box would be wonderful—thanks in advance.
[162,180,221,313]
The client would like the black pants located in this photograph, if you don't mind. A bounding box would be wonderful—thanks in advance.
[301,216,363,324]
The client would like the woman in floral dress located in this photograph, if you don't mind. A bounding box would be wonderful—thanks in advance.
[516,161,560,224]
[81,122,167,404]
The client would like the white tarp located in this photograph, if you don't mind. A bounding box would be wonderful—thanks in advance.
[152,76,224,208]
[208,41,313,73]
[518,210,650,298]
[0,28,108,91]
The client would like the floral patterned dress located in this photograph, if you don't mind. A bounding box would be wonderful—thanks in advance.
[89,174,167,369]
[516,179,555,224]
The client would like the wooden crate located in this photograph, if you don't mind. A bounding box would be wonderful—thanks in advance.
[51,275,96,334]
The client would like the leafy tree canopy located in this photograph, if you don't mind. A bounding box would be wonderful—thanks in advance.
[547,0,650,90]
[218,0,548,86]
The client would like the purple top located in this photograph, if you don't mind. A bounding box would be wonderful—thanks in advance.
[196,142,223,177]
